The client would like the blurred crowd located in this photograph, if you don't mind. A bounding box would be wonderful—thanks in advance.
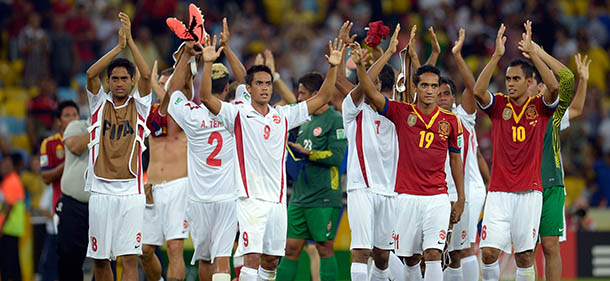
[1,0,610,239]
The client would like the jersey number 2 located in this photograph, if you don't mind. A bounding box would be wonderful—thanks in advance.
[206,132,223,167]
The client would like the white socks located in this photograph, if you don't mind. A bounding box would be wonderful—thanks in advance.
[370,264,390,281]
[350,262,368,281]
[212,273,231,281]
[405,262,423,281]
[482,261,500,281]
[424,261,442,281]
[461,255,479,281]
[239,267,258,281]
[444,266,463,281]
[515,266,535,281]
[257,266,275,281]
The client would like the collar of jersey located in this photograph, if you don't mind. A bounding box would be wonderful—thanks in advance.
[105,91,133,109]
[505,95,532,124]
[411,104,441,129]
[246,103,276,117]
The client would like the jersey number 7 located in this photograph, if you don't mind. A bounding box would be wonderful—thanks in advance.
[207,132,223,167]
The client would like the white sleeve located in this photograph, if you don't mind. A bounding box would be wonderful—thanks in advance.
[560,108,570,131]
[168,91,203,134]
[477,91,495,110]
[133,89,153,120]
[276,101,310,130]
[455,105,476,129]
[342,91,364,122]
[211,102,239,134]
[87,85,106,113]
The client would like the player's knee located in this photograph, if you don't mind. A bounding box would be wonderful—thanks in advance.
[541,237,560,256]
[93,259,110,269]
[404,254,422,266]
[351,249,371,264]
[141,244,156,258]
[460,247,475,258]
[260,255,280,270]
[448,251,462,267]
[166,240,184,260]
[481,247,500,264]
[315,240,335,258]
[243,253,261,269]
[423,249,442,261]
[121,255,139,269]
[515,251,534,268]
[372,248,390,269]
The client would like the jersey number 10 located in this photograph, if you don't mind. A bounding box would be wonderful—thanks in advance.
[512,126,526,142]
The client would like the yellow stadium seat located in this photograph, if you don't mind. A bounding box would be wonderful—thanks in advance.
[10,133,31,154]
[4,100,26,118]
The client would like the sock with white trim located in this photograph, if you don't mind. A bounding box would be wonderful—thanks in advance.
[461,255,479,281]
[424,260,442,281]
[212,273,231,281]
[350,262,368,281]
[515,266,535,281]
[481,261,500,281]
[238,266,257,281]
[443,266,463,281]
[370,264,390,281]
[257,266,275,281]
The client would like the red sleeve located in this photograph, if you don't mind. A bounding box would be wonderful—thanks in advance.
[382,98,408,126]
[448,116,463,153]
[536,95,556,117]
[480,92,504,118]
[146,104,168,137]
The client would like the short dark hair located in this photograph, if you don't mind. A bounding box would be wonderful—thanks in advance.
[379,64,395,92]
[297,72,324,93]
[56,100,79,118]
[107,58,136,78]
[212,75,230,94]
[160,68,174,77]
[508,59,535,79]
[245,65,273,86]
[413,64,441,86]
[533,68,542,84]
[439,77,457,96]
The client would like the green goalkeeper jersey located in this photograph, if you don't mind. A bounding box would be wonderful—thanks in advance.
[290,107,347,208]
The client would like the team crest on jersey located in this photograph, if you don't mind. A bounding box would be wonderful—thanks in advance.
[525,105,538,119]
[438,120,450,136]
[56,145,64,159]
[313,127,322,136]
[407,114,417,126]
[502,107,512,120]
[273,115,281,124]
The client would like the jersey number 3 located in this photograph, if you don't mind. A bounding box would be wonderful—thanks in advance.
[207,132,223,167]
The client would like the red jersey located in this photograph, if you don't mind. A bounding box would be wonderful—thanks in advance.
[480,92,556,192]
[382,98,463,195]
[146,104,168,137]
[40,133,65,212]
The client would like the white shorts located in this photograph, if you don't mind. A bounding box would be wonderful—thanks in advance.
[187,199,238,264]
[87,192,145,260]
[143,177,189,246]
[394,193,451,257]
[347,189,395,250]
[480,191,542,254]
[235,198,287,257]
[468,193,486,244]
[448,202,471,252]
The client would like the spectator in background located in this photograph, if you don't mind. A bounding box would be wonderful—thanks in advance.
[592,151,610,207]
[0,153,26,281]
[38,186,58,281]
[20,155,45,211]
[49,15,77,87]
[124,26,160,72]
[27,77,58,152]
[95,6,121,56]
[552,25,577,64]
[65,3,96,72]
[571,29,610,92]
[18,12,49,88]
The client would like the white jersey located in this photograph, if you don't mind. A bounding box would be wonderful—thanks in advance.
[86,85,151,195]
[212,101,310,203]
[446,104,484,201]
[168,91,237,202]
[342,93,399,196]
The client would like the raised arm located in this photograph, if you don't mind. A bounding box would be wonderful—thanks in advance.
[353,44,386,111]
[160,44,196,114]
[335,21,357,97]
[305,39,345,115]
[348,24,400,106]
[407,26,421,70]
[570,53,591,119]
[119,12,151,96]
[520,21,558,103]
[219,18,246,83]
[474,24,506,107]
[264,49,296,105]
[200,35,225,115]
[425,26,440,66]
[86,20,126,94]
[452,28,476,114]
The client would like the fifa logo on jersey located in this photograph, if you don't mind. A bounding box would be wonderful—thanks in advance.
[525,105,538,119]
[103,120,135,140]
